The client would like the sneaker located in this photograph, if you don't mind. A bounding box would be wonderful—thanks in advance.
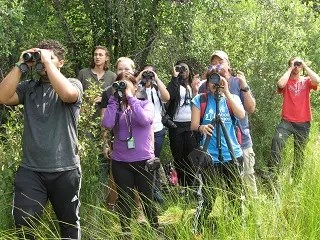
[154,190,164,204]
[136,211,147,225]
[107,203,116,212]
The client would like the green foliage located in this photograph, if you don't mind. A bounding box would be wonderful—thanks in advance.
[0,106,23,230]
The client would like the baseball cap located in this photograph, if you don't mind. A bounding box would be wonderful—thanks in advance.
[210,50,229,62]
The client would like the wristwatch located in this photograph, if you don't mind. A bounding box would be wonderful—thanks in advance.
[240,85,250,92]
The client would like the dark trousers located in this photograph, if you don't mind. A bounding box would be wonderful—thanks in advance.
[270,119,310,177]
[12,166,81,240]
[192,158,243,233]
[153,128,166,203]
[111,160,158,232]
[168,124,199,186]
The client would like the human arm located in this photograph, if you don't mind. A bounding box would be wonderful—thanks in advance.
[154,74,170,102]
[0,49,37,105]
[190,96,214,136]
[0,65,22,105]
[167,65,181,95]
[191,74,201,96]
[101,95,119,129]
[278,61,295,89]
[236,71,256,113]
[303,62,320,86]
[40,49,80,103]
[128,96,154,126]
[222,78,245,119]
[100,107,113,159]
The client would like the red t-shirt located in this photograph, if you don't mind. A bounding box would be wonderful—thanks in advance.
[278,77,317,122]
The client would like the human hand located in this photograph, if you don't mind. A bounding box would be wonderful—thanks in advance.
[200,124,214,136]
[172,64,179,77]
[236,70,248,89]
[18,48,40,70]
[124,80,134,98]
[94,96,102,104]
[103,144,112,159]
[191,74,200,93]
[38,48,54,65]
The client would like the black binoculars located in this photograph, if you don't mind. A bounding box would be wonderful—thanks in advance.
[22,52,41,62]
[294,61,302,67]
[142,71,155,80]
[175,65,187,73]
[19,51,44,73]
[112,81,127,90]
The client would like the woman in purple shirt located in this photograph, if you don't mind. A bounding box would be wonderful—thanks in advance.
[102,72,159,235]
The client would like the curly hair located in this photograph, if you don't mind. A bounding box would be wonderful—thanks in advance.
[36,39,66,60]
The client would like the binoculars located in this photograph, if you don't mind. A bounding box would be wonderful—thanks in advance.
[19,51,44,73]
[112,81,127,90]
[23,52,41,62]
[175,65,187,73]
[294,61,302,67]
[142,71,155,80]
[112,81,127,99]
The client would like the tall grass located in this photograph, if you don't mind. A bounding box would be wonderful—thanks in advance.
[1,130,320,239]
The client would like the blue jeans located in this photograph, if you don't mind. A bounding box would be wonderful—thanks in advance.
[154,128,165,158]
[270,119,310,177]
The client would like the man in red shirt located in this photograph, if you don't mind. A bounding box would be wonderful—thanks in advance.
[270,57,320,180]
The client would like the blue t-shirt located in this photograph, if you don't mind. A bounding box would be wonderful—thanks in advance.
[192,93,243,163]
[199,77,253,149]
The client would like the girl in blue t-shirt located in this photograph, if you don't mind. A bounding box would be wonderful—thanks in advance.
[190,71,245,233]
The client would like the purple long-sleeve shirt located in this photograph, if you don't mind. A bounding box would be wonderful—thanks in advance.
[102,95,155,162]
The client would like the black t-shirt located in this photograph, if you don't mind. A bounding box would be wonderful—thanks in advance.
[101,86,113,108]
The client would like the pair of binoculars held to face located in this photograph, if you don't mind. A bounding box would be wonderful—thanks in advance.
[294,61,302,67]
[19,51,44,73]
[112,81,127,99]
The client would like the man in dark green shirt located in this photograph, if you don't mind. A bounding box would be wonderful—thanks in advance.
[77,45,116,105]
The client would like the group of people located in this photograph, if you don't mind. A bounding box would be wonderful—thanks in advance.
[0,39,319,239]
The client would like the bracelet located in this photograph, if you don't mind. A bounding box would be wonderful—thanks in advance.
[197,125,202,132]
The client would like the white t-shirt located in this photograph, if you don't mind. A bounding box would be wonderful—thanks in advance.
[173,85,192,122]
[146,87,164,132]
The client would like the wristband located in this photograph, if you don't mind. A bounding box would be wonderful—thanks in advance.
[197,125,201,132]
[15,62,21,69]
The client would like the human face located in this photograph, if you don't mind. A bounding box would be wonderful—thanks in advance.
[210,56,229,77]
[290,58,303,75]
[39,49,64,77]
[94,49,108,67]
[117,60,135,75]
[176,63,190,81]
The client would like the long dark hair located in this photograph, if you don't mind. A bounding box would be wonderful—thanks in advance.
[90,45,110,70]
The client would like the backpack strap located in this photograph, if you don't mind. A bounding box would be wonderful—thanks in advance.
[200,93,208,123]
[226,98,242,145]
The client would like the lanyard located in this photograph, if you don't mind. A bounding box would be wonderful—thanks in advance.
[116,107,133,142]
